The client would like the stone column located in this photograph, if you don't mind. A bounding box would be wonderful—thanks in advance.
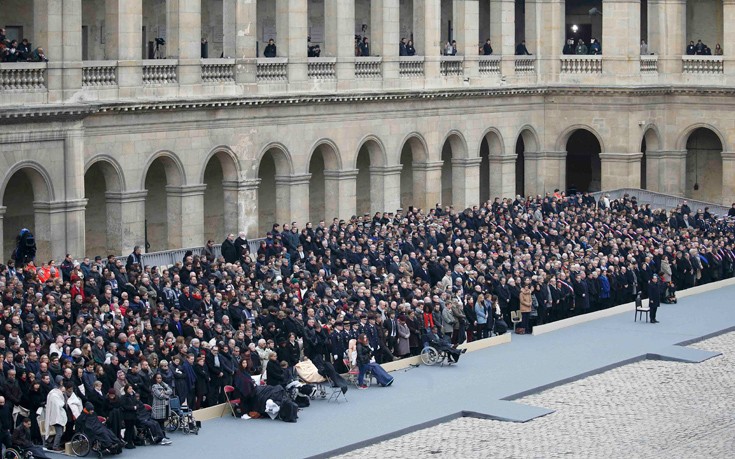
[490,0,515,76]
[35,0,82,102]
[724,1,735,73]
[413,161,443,211]
[167,0,202,93]
[223,179,260,238]
[721,152,735,205]
[275,174,311,227]
[528,0,563,82]
[106,0,143,97]
[644,150,687,196]
[324,170,359,220]
[223,0,258,84]
[488,155,516,199]
[451,158,482,209]
[414,0,442,79]
[33,201,68,261]
[453,0,479,80]
[524,151,567,196]
[371,0,400,81]
[648,0,685,75]
[369,165,403,214]
[325,0,356,89]
[106,191,147,256]
[277,0,309,86]
[0,206,5,261]
[166,185,206,249]
[599,153,644,189]
[63,127,86,257]
[602,0,641,78]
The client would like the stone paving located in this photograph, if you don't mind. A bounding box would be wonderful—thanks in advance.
[336,332,735,459]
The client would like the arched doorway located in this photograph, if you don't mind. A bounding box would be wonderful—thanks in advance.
[565,129,602,193]
[440,140,453,206]
[399,135,430,210]
[143,155,184,252]
[640,138,647,190]
[399,143,414,209]
[203,150,239,240]
[685,128,723,203]
[257,147,291,235]
[479,138,490,204]
[308,143,340,224]
[355,139,386,216]
[2,167,53,261]
[515,136,525,196]
[84,160,123,257]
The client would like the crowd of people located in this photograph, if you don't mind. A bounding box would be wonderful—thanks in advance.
[686,39,722,56]
[0,29,48,63]
[0,190,734,453]
[562,37,602,55]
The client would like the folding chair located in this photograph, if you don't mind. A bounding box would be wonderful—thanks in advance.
[223,385,240,417]
[510,310,522,333]
[634,293,649,322]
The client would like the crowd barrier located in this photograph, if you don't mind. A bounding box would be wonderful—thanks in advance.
[591,188,729,216]
[191,332,512,422]
[117,238,266,269]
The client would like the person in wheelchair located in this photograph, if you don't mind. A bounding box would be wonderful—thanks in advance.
[356,334,394,389]
[425,326,466,363]
[75,403,125,454]
[134,394,171,446]
[11,417,52,459]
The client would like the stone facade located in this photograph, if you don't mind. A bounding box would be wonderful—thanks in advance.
[1,1,734,261]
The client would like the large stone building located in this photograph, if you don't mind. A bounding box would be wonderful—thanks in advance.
[0,0,733,261]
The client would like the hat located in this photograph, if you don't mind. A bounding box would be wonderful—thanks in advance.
[108,388,117,395]
[71,348,82,358]
[55,375,64,384]
[84,402,94,411]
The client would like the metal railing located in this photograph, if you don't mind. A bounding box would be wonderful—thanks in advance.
[122,238,266,268]
[591,188,729,216]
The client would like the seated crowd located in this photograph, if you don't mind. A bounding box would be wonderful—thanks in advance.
[0,29,48,63]
[0,191,734,451]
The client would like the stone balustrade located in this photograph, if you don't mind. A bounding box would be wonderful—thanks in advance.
[560,55,603,74]
[0,62,47,91]
[399,56,425,78]
[82,61,118,87]
[201,59,235,83]
[514,56,536,75]
[640,56,658,74]
[142,60,178,85]
[682,56,724,75]
[440,56,464,77]
[478,55,501,76]
[256,58,288,82]
[355,57,382,79]
[307,58,337,80]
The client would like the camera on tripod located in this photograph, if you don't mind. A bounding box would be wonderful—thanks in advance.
[155,37,166,46]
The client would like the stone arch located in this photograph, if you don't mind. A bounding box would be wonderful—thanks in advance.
[480,128,506,156]
[1,162,55,262]
[140,150,186,190]
[308,140,342,223]
[479,128,506,203]
[199,146,241,183]
[84,157,126,257]
[564,127,603,193]
[440,130,469,159]
[256,142,294,178]
[257,144,294,235]
[439,131,469,207]
[399,133,430,163]
[355,136,388,216]
[640,125,662,190]
[399,133,431,209]
[84,155,126,193]
[306,139,342,173]
[685,127,723,203]
[516,125,540,153]
[556,124,605,153]
[676,123,727,152]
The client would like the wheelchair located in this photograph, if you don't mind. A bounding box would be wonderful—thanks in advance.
[343,359,373,388]
[164,397,199,435]
[2,448,34,459]
[420,344,450,366]
[70,416,124,457]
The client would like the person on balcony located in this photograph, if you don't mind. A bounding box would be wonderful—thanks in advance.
[575,39,588,55]
[406,39,416,56]
[686,40,696,55]
[444,41,453,56]
[359,37,370,57]
[562,38,575,55]
[399,38,408,56]
[29,47,48,62]
[588,38,601,55]
[515,40,531,55]
[640,39,649,55]
[483,39,493,55]
[263,39,277,58]
[714,43,723,55]
[694,39,705,54]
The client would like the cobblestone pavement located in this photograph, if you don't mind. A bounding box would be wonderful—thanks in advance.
[336,332,735,459]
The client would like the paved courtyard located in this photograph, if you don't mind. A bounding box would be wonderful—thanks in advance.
[337,332,735,459]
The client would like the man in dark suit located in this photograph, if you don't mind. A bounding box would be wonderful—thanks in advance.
[648,274,662,323]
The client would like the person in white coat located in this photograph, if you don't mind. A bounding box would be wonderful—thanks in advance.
[44,381,82,451]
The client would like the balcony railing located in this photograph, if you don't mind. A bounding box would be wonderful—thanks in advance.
[142,59,178,85]
[307,57,336,80]
[82,61,117,87]
[514,56,536,74]
[201,58,235,83]
[0,62,47,91]
[256,58,288,82]
[682,55,724,74]
[440,56,464,77]
[640,55,658,74]
[355,57,382,79]
[560,55,603,74]
[478,55,501,76]
[399,56,424,78]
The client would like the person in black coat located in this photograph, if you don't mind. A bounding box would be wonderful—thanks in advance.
[120,385,139,449]
[221,234,238,263]
[193,355,210,409]
[265,352,287,387]
[648,274,662,323]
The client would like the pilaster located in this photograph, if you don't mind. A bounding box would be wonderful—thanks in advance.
[324,170,359,221]
[223,0,258,84]
[35,0,83,102]
[451,157,482,209]
[644,150,687,196]
[33,201,70,260]
[487,155,517,200]
[453,0,479,80]
[0,206,6,262]
[277,0,308,87]
[325,0,356,89]
[371,0,400,81]
[105,190,147,257]
[413,161,443,211]
[524,151,567,196]
[369,165,403,214]
[724,1,735,75]
[275,174,311,226]
[719,152,735,205]
[105,0,143,96]
[602,0,641,79]
[167,0,203,92]
[648,0,685,75]
[414,0,442,79]
[599,152,644,190]
[166,184,206,249]
[222,179,260,239]
[530,0,563,82]
[490,0,515,77]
